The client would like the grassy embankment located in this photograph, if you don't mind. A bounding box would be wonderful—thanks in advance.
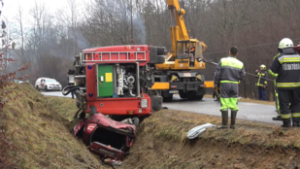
[2,83,300,169]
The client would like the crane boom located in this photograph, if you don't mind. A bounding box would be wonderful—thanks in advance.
[167,0,189,55]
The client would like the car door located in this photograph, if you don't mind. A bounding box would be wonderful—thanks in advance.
[40,79,45,89]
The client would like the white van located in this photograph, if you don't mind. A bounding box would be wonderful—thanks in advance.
[35,77,62,91]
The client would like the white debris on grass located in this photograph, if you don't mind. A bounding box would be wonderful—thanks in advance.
[187,123,216,139]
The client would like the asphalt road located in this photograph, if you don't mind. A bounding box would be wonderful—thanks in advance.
[41,91,72,98]
[164,95,281,125]
[42,91,281,125]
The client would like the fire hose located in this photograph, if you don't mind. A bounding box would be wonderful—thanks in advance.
[201,58,274,82]
[62,85,80,96]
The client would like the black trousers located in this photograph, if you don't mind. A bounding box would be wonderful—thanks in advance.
[278,89,300,123]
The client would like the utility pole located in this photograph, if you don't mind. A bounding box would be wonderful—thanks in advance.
[130,0,134,44]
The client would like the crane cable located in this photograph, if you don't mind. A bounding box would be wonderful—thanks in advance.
[201,58,275,82]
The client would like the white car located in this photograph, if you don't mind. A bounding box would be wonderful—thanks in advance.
[35,77,62,91]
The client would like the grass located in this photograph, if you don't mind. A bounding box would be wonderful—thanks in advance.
[136,109,300,148]
[2,83,104,169]
[2,83,300,169]
[123,110,300,169]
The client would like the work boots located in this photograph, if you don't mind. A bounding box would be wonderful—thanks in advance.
[230,111,238,129]
[217,111,228,129]
[272,116,282,121]
[281,120,291,128]
[292,122,300,127]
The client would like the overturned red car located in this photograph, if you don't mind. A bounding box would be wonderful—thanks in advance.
[74,106,137,161]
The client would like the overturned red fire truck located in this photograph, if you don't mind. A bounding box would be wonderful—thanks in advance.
[66,45,167,117]
[63,45,167,161]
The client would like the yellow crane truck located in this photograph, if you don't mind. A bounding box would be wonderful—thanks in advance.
[150,0,213,101]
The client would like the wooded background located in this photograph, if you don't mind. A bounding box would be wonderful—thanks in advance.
[7,0,300,100]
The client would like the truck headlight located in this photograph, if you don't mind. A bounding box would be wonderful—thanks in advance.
[141,99,148,108]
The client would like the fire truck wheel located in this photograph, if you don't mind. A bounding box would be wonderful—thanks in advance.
[151,96,162,111]
[132,117,139,127]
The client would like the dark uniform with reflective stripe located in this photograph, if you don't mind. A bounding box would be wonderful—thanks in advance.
[256,70,268,100]
[269,47,300,126]
[215,56,246,111]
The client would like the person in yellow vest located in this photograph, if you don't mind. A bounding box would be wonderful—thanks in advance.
[255,65,268,100]
[214,47,246,129]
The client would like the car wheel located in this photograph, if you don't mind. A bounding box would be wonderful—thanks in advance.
[36,86,40,91]
[45,85,48,92]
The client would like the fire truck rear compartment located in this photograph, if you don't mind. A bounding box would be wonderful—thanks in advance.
[97,63,139,98]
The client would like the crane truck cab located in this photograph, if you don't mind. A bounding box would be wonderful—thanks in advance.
[157,39,206,70]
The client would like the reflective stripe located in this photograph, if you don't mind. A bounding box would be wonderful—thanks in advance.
[292,113,300,118]
[273,53,280,60]
[220,80,239,84]
[277,82,300,88]
[256,74,262,86]
[256,83,263,87]
[268,69,278,78]
[221,57,243,69]
[281,114,291,119]
[278,55,300,64]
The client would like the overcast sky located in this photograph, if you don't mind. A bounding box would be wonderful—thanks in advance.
[2,0,86,42]
[4,0,71,19]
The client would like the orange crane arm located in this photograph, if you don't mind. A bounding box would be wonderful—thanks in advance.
[166,0,189,54]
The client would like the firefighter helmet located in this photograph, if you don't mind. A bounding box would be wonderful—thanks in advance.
[278,38,294,49]
[260,64,266,70]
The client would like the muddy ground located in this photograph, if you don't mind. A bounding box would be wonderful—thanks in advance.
[2,83,300,169]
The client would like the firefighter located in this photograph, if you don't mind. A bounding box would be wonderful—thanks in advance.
[269,38,300,127]
[255,65,268,100]
[214,47,246,129]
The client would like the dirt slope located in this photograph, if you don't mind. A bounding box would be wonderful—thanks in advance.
[122,110,300,169]
[2,83,300,169]
[1,83,105,169]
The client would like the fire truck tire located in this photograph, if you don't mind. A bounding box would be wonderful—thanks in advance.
[151,96,162,111]
[179,91,188,99]
[132,117,139,127]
